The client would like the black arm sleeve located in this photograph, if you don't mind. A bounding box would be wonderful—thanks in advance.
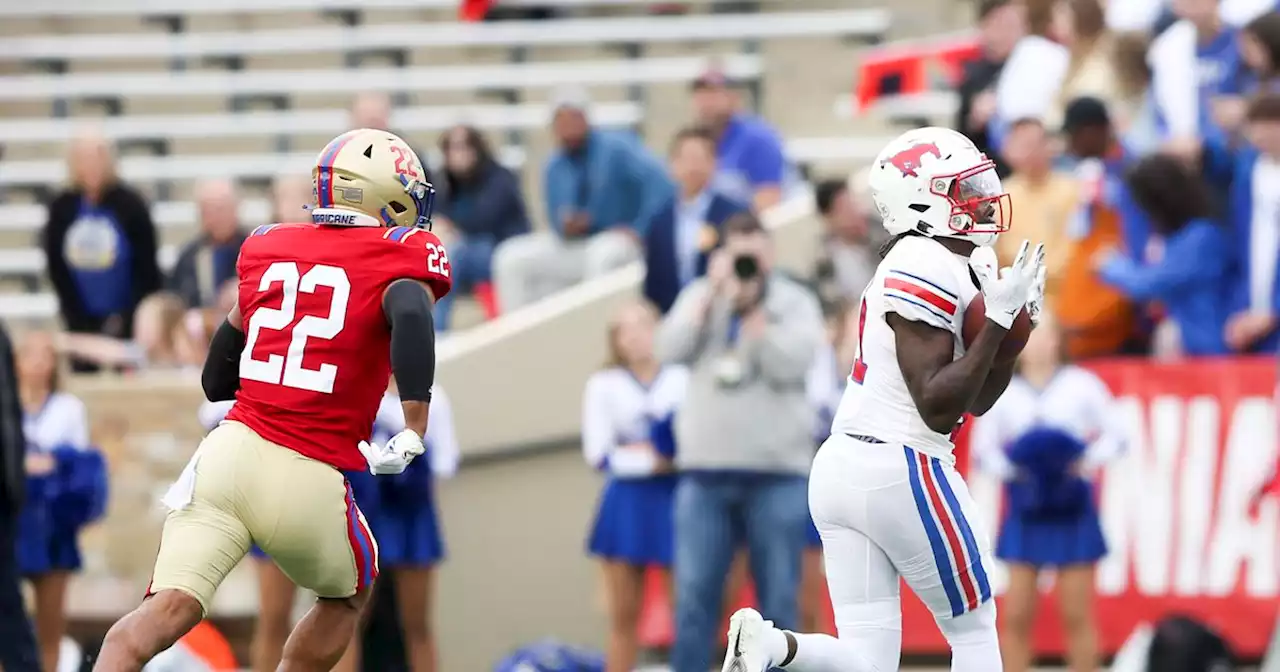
[383,279,436,403]
[201,319,246,402]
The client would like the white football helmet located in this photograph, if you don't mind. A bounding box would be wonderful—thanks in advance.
[866,127,1011,247]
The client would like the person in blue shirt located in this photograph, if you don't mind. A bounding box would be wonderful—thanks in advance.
[169,179,247,310]
[1203,93,1280,352]
[1204,11,1280,132]
[1096,154,1232,355]
[690,68,797,212]
[643,127,748,313]
[492,88,673,312]
[43,131,162,372]
[432,125,531,330]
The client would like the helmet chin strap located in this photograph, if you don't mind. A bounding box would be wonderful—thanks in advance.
[311,207,384,227]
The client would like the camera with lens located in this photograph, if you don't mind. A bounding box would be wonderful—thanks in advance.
[732,254,760,280]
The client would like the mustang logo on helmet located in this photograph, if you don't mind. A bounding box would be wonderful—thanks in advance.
[884,142,942,177]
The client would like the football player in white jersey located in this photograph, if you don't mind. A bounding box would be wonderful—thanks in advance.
[720,127,1045,672]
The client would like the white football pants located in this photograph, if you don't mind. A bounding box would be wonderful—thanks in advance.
[782,433,1001,672]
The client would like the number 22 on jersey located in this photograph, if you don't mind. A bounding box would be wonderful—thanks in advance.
[241,261,349,394]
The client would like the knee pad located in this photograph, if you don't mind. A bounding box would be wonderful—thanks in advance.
[936,599,998,647]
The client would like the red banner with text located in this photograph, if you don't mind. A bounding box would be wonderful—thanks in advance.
[639,358,1280,658]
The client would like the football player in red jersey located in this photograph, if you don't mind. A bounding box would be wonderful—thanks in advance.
[93,129,453,672]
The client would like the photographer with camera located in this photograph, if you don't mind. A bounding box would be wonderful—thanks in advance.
[655,212,825,672]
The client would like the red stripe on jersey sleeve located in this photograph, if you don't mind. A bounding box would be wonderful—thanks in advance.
[884,277,957,315]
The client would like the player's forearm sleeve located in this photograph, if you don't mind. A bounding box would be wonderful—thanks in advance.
[383,280,436,403]
[202,319,246,402]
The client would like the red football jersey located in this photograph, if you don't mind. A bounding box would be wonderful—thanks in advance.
[225,223,452,471]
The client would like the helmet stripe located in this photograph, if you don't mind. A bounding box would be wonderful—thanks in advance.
[315,131,358,209]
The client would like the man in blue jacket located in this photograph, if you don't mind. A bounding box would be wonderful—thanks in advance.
[492,88,674,311]
[643,127,748,313]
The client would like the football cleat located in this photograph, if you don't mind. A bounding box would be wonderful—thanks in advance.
[722,607,773,672]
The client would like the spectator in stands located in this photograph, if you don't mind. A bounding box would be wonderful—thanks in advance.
[433,125,529,329]
[1111,32,1162,155]
[992,4,1068,152]
[998,119,1077,309]
[0,322,40,672]
[43,130,162,373]
[351,91,394,132]
[689,67,797,212]
[971,315,1123,672]
[14,331,100,672]
[492,88,672,311]
[657,213,823,672]
[169,179,246,310]
[1240,11,1280,91]
[810,178,878,310]
[1045,0,1123,128]
[1097,154,1232,356]
[271,174,313,224]
[957,0,1028,172]
[1149,0,1251,154]
[582,299,686,672]
[1213,11,1280,132]
[1056,97,1143,358]
[642,127,748,314]
[55,291,203,372]
[1209,94,1280,352]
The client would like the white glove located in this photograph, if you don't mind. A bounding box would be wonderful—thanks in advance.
[357,429,425,475]
[968,241,1044,330]
[1025,259,1048,328]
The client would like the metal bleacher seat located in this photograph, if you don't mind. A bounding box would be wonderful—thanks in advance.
[0,55,763,104]
[0,10,888,62]
[0,0,724,18]
[0,101,642,148]
[0,136,889,193]
[0,147,529,191]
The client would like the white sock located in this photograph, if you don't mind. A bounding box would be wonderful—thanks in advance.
[764,626,789,667]
[778,631,885,672]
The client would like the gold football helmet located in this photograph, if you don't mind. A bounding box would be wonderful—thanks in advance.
[311,128,435,229]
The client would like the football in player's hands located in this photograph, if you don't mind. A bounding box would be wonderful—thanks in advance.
[962,293,1032,364]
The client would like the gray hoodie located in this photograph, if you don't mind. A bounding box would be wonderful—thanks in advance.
[657,273,824,475]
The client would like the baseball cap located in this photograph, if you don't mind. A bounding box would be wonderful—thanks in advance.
[1061,96,1111,133]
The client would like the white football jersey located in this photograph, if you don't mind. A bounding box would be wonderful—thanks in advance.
[830,235,980,461]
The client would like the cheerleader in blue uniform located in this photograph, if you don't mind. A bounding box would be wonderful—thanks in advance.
[583,299,687,672]
[346,384,458,672]
[199,398,378,672]
[971,315,1126,672]
[16,331,108,672]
